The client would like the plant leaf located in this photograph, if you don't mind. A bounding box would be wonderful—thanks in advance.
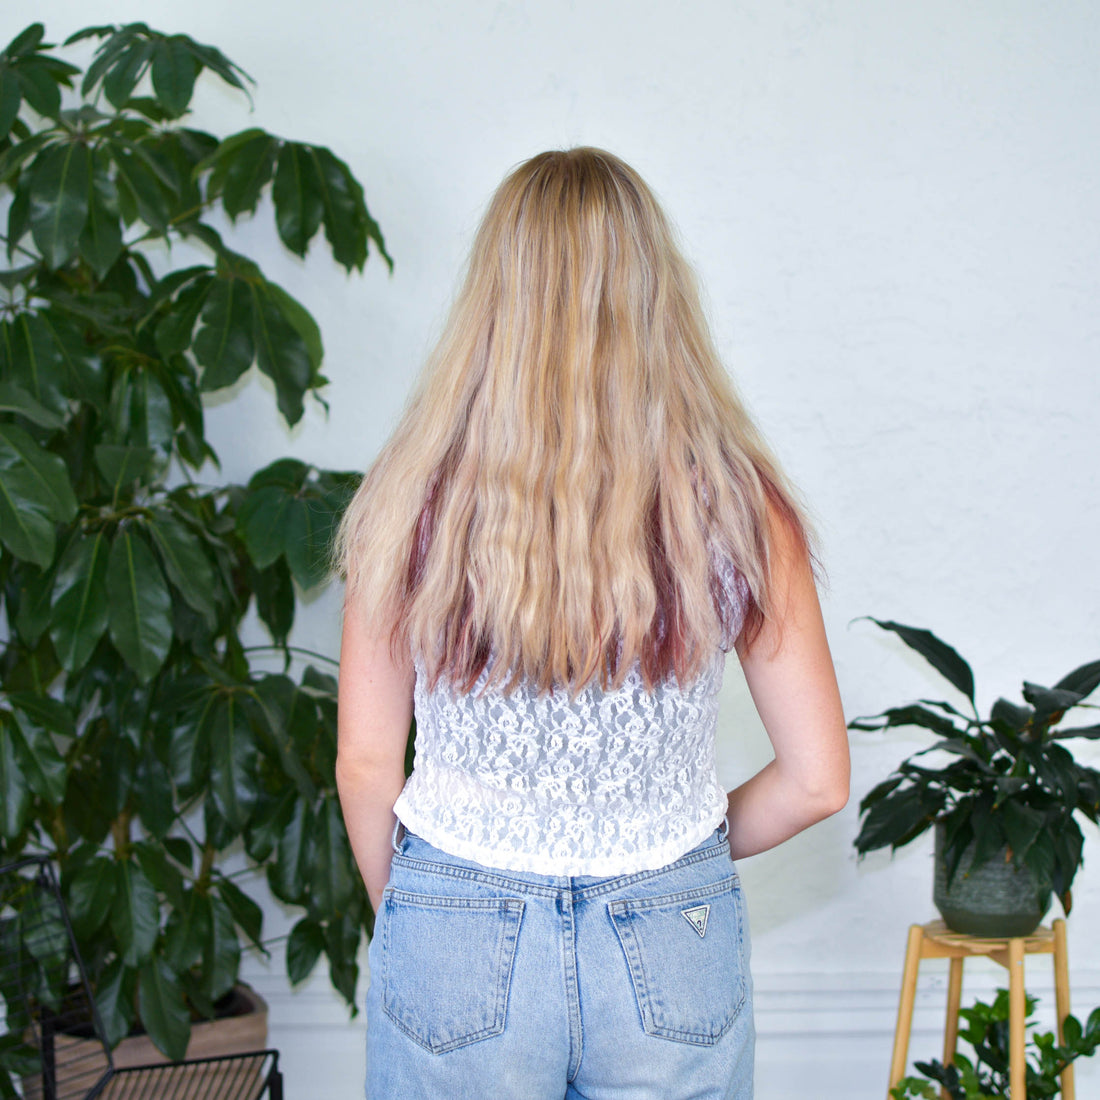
[144,509,217,627]
[50,531,111,671]
[137,955,191,1062]
[216,876,264,954]
[0,423,78,521]
[237,484,292,569]
[309,795,355,914]
[1054,659,1100,700]
[106,527,173,682]
[0,380,64,428]
[150,36,199,117]
[77,147,123,279]
[273,142,324,256]
[193,276,255,390]
[0,722,32,838]
[203,693,259,831]
[111,859,160,967]
[286,917,324,985]
[864,619,976,702]
[251,282,311,424]
[67,856,117,940]
[27,139,90,268]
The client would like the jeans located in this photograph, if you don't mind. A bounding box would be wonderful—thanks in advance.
[365,824,754,1098]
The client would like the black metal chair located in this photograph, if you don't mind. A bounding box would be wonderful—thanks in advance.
[1,856,283,1099]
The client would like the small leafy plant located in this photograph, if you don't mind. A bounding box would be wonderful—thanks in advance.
[851,621,1100,912]
[0,21,389,1062]
[890,989,1100,1098]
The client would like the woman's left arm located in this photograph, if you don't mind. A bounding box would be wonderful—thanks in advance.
[726,518,850,860]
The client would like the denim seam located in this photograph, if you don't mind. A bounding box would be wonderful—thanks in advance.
[389,837,731,901]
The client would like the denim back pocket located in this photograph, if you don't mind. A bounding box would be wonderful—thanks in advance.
[608,876,746,1045]
[380,888,525,1054]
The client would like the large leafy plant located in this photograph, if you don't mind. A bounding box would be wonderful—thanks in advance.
[891,989,1100,1099]
[0,23,388,1060]
[852,621,1100,913]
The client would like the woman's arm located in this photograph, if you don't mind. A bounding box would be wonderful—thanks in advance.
[336,601,415,912]
[726,517,850,860]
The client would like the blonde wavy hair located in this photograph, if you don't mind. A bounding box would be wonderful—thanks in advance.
[337,147,810,693]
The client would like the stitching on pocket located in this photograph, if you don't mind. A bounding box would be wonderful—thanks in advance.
[381,891,525,1054]
[608,876,745,1045]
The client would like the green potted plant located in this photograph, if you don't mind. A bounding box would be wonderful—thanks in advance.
[0,21,388,1067]
[890,989,1100,1099]
[851,620,1100,935]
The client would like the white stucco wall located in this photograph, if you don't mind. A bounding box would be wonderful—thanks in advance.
[16,2,1100,1095]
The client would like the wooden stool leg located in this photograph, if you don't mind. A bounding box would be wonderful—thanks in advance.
[1007,937,1026,1100]
[889,925,926,1095]
[1053,918,1075,1100]
[941,955,964,1098]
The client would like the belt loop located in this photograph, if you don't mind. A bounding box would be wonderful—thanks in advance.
[717,816,729,842]
[391,817,406,855]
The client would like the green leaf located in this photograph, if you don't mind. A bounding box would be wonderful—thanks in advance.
[106,527,173,682]
[111,859,160,967]
[8,709,66,803]
[273,142,324,256]
[1055,659,1100,700]
[253,558,295,644]
[237,484,292,569]
[0,723,32,838]
[50,531,111,671]
[193,277,255,390]
[66,856,117,940]
[216,876,264,954]
[112,144,170,232]
[163,887,208,972]
[137,955,191,1062]
[284,495,331,589]
[27,140,90,269]
[134,742,174,838]
[77,148,123,279]
[864,619,976,702]
[102,39,154,109]
[153,271,213,356]
[92,958,135,1050]
[848,703,961,738]
[0,423,76,568]
[0,423,78,521]
[16,63,62,120]
[0,380,64,428]
[309,796,355,914]
[305,145,363,272]
[93,445,154,497]
[270,798,311,905]
[15,558,60,645]
[206,129,278,220]
[251,282,311,424]
[203,693,259,831]
[0,70,22,141]
[204,894,241,1002]
[150,36,199,117]
[145,510,217,627]
[109,365,174,452]
[286,917,324,985]
[264,280,323,372]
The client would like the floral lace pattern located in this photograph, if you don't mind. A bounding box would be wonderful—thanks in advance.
[394,562,748,876]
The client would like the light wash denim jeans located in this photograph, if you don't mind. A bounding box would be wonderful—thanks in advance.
[364,824,754,1099]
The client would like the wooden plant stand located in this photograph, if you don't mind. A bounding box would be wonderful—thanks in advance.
[888,919,1073,1100]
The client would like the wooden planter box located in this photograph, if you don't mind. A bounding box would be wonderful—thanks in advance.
[22,985,269,1100]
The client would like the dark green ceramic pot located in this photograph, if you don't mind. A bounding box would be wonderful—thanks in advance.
[933,822,1052,938]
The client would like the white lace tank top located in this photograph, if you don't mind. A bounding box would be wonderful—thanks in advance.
[393,564,747,877]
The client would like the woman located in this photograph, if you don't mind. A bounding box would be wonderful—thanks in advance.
[336,147,849,1099]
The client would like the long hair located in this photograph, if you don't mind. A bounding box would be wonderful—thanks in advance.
[337,147,810,693]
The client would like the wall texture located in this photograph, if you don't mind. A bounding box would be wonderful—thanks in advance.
[16,2,1100,1095]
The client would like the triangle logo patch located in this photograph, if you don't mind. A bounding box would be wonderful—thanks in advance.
[681,904,710,938]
